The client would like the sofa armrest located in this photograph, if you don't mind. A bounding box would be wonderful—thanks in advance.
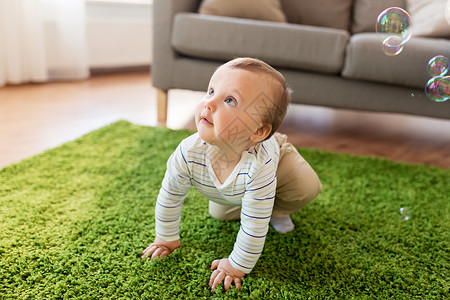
[152,0,201,90]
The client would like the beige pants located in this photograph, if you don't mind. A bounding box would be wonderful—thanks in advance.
[209,133,322,220]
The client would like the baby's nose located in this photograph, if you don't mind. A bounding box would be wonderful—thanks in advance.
[204,99,215,111]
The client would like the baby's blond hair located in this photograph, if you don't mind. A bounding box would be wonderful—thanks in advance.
[221,57,291,139]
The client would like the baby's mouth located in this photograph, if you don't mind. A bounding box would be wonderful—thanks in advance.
[201,117,213,125]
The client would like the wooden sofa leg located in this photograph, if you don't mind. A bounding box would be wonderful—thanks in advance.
[156,88,168,126]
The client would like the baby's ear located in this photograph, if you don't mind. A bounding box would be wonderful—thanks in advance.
[251,124,272,143]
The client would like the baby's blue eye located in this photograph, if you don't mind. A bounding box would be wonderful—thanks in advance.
[208,88,214,96]
[224,97,237,106]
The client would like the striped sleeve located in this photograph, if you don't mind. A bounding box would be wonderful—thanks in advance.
[228,159,277,274]
[155,141,192,241]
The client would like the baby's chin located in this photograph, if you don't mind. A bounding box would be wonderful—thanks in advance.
[197,130,223,148]
[196,126,211,142]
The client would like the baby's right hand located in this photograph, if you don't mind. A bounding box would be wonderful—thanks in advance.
[141,237,180,261]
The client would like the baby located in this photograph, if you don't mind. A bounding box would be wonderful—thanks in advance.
[142,57,322,291]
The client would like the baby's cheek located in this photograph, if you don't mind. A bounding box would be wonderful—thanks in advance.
[195,102,204,118]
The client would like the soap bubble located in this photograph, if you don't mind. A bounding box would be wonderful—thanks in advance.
[427,55,449,77]
[425,77,442,102]
[382,36,403,56]
[376,7,412,52]
[437,76,450,99]
[425,76,449,102]
[399,207,410,221]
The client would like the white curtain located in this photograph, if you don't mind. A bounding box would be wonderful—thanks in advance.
[0,0,89,87]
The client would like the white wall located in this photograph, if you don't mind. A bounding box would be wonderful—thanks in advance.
[85,0,153,69]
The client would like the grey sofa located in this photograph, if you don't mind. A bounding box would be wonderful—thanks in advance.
[152,0,450,124]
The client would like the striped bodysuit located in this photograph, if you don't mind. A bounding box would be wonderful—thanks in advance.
[155,133,279,274]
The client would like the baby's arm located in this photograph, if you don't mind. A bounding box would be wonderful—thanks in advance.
[141,141,191,261]
[210,160,277,290]
[141,237,180,261]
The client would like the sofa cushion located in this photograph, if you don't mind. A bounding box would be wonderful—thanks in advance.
[198,0,287,23]
[342,33,450,89]
[171,13,350,74]
[280,0,353,31]
[352,0,406,34]
[406,0,450,38]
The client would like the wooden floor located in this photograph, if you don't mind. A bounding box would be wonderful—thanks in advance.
[1,70,449,169]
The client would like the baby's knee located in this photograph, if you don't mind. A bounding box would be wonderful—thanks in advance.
[277,152,322,205]
[300,165,322,200]
[274,170,321,216]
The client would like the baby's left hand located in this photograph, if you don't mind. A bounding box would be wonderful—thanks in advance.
[209,258,245,291]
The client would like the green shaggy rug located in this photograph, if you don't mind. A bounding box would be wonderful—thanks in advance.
[1,121,448,299]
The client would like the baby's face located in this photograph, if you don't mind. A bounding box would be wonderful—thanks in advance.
[195,66,276,151]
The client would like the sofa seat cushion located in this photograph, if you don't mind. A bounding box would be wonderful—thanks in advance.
[342,33,450,89]
[171,13,350,74]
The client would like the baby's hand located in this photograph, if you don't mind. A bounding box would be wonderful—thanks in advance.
[141,237,180,261]
[209,258,245,291]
